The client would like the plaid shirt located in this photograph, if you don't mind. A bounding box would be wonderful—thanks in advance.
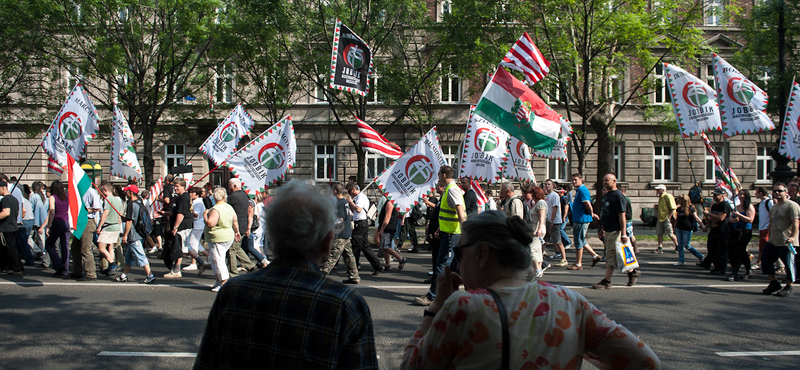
[194,257,378,370]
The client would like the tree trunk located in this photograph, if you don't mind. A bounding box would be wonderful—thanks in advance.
[591,108,615,203]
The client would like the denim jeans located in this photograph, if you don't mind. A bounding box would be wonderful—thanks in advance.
[675,228,703,263]
[428,232,459,299]
[16,220,34,264]
[242,233,267,264]
[559,222,571,247]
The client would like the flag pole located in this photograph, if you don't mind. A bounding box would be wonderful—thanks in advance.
[680,137,697,186]
[90,181,125,219]
[10,145,42,194]
[506,143,528,191]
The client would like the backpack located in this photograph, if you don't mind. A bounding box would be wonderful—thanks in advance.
[510,196,532,225]
[689,185,703,204]
[366,202,378,223]
[410,204,423,220]
[134,199,153,237]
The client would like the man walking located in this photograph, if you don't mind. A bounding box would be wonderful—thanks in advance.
[592,174,639,288]
[165,178,194,278]
[459,177,479,217]
[69,184,103,280]
[114,185,156,284]
[545,179,568,267]
[701,188,731,275]
[0,180,22,275]
[194,181,378,369]
[225,178,256,276]
[760,183,798,297]
[570,174,602,270]
[345,183,384,276]
[654,184,679,254]
[414,165,465,306]
[321,183,360,284]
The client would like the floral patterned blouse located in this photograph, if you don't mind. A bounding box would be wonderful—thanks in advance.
[401,281,660,370]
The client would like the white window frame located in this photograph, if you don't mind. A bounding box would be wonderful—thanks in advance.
[614,144,622,180]
[366,73,380,104]
[705,144,726,183]
[215,64,233,103]
[365,152,392,179]
[653,63,670,104]
[757,146,774,182]
[653,145,674,182]
[67,65,83,89]
[547,158,569,182]
[315,75,329,104]
[705,0,723,26]
[440,64,461,103]
[441,144,460,168]
[706,64,715,89]
[610,75,624,104]
[315,144,336,181]
[438,0,452,21]
[165,144,186,173]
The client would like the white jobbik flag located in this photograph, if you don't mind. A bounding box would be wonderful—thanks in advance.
[374,127,448,215]
[224,115,295,197]
[712,54,774,137]
[200,103,256,167]
[459,106,508,184]
[502,136,536,183]
[40,83,100,168]
[110,104,143,181]
[779,81,800,162]
[664,63,723,138]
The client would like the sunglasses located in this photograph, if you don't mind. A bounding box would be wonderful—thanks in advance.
[774,189,787,193]
[453,242,476,260]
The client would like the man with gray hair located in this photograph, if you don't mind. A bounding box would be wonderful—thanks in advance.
[194,180,378,369]
[225,178,256,276]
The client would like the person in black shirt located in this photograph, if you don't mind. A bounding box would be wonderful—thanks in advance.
[459,177,479,217]
[700,188,732,274]
[592,174,638,289]
[0,180,22,274]
[226,178,256,276]
[163,178,194,278]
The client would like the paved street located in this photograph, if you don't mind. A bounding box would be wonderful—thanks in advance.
[1,234,798,370]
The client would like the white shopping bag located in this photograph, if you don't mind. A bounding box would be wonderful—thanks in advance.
[615,241,639,273]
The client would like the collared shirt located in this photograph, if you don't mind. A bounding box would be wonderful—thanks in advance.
[352,192,369,221]
[194,257,378,370]
[83,187,103,220]
[657,192,677,222]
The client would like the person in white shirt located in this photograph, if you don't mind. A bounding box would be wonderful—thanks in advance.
[544,179,568,267]
[185,187,209,272]
[18,193,35,265]
[252,191,269,261]
[346,183,384,275]
[754,187,774,271]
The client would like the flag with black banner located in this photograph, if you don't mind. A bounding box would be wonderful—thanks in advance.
[329,19,373,96]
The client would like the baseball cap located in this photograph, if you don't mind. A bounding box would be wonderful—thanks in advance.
[122,184,139,194]
[654,184,667,191]
[712,188,725,195]
[0,180,7,188]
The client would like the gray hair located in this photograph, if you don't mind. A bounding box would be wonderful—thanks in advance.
[213,187,227,202]
[501,181,515,193]
[266,180,336,261]
[461,210,533,271]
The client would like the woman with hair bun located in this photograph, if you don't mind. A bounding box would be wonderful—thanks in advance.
[400,210,660,370]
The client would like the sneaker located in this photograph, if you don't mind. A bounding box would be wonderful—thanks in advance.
[673,262,685,266]
[725,274,738,282]
[164,271,182,278]
[100,267,110,275]
[114,275,128,282]
[547,253,563,260]
[775,286,793,297]
[428,271,434,276]
[627,270,641,286]
[211,285,221,292]
[343,278,360,284]
[591,255,601,267]
[148,247,159,254]
[534,269,544,279]
[566,264,583,270]
[541,261,551,272]
[554,260,568,267]
[751,264,760,271]
[414,295,433,306]
[763,281,782,295]
[76,275,96,281]
[141,275,156,284]
[184,264,198,271]
[697,256,705,265]
[653,249,664,254]
[197,263,208,276]
[592,279,612,289]
[398,258,408,271]
[743,271,754,279]
[372,266,383,276]
[106,264,118,276]
[409,248,419,253]
[564,245,572,250]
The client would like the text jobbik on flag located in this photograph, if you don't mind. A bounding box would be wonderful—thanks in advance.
[41,83,100,168]
[474,67,561,153]
[200,103,256,167]
[374,127,448,216]
[712,54,774,137]
[329,19,373,96]
[664,63,723,138]
[224,115,296,197]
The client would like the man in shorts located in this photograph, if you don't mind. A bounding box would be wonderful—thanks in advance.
[654,184,679,254]
[114,185,155,284]
[592,173,639,288]
[760,183,798,297]
[569,174,602,270]
[545,179,568,267]
[374,197,407,271]
[96,182,124,276]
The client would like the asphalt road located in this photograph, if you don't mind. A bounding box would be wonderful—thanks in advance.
[1,242,798,370]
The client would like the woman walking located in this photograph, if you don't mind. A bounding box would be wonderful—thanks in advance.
[674,194,704,266]
[202,187,240,292]
[728,189,755,281]
[43,181,71,277]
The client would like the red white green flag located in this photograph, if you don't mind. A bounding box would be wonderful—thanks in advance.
[459,106,509,184]
[779,80,800,161]
[224,115,295,197]
[502,136,536,184]
[700,132,736,196]
[200,103,256,167]
[374,127,448,216]
[67,153,91,237]
[40,83,100,168]
[474,67,561,153]
[712,54,774,137]
[110,104,143,181]
[664,62,722,138]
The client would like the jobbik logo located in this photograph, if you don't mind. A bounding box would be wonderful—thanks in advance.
[58,111,83,141]
[258,143,285,170]
[474,128,499,152]
[213,122,239,152]
[727,78,756,106]
[405,156,434,185]
[682,82,715,121]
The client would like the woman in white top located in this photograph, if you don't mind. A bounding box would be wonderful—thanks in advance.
[185,187,210,271]
[252,192,269,261]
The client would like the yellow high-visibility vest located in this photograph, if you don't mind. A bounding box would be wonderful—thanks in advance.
[439,181,462,234]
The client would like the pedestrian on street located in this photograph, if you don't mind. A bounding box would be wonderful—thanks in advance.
[544,179,568,267]
[592,173,639,289]
[346,183,384,276]
[754,187,773,270]
[201,187,239,292]
[760,183,798,297]
[321,183,360,284]
[701,188,732,275]
[114,185,156,284]
[673,194,704,266]
[727,189,755,281]
[43,180,71,278]
[569,174,602,270]
[654,184,679,254]
[0,180,22,275]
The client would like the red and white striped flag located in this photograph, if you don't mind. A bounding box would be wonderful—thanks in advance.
[47,155,64,176]
[499,32,550,85]
[148,177,163,218]
[356,116,402,159]
[471,178,487,207]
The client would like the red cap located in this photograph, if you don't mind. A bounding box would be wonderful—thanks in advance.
[122,184,139,194]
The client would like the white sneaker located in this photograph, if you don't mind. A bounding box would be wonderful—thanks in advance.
[164,271,182,278]
[211,285,221,292]
[673,262,685,266]
[148,247,159,254]
[184,265,198,271]
[535,269,544,279]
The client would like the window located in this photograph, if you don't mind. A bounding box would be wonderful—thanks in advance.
[757,146,774,182]
[546,83,567,105]
[315,145,336,181]
[653,145,673,181]
[704,0,724,26]
[614,144,622,180]
[705,144,725,182]
[705,64,715,89]
[315,76,329,103]
[366,73,379,104]
[547,158,569,182]
[67,65,83,88]
[653,63,671,104]
[610,75,624,104]
[165,144,185,172]
[441,145,460,168]
[215,64,233,103]
[439,0,452,20]
[366,153,392,179]
[440,64,461,103]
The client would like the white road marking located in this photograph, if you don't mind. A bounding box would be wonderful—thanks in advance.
[98,351,196,357]
[716,351,800,357]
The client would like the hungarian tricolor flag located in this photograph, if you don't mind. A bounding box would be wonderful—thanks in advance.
[67,153,92,237]
[474,67,561,153]
[779,80,800,162]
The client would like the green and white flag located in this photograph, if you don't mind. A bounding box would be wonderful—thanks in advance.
[459,106,508,184]
[779,80,800,161]
[474,67,561,153]
[224,115,295,197]
[664,63,722,138]
[110,104,143,181]
[712,53,774,137]
[502,136,536,184]
[200,103,256,167]
[374,127,448,215]
[40,83,100,168]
